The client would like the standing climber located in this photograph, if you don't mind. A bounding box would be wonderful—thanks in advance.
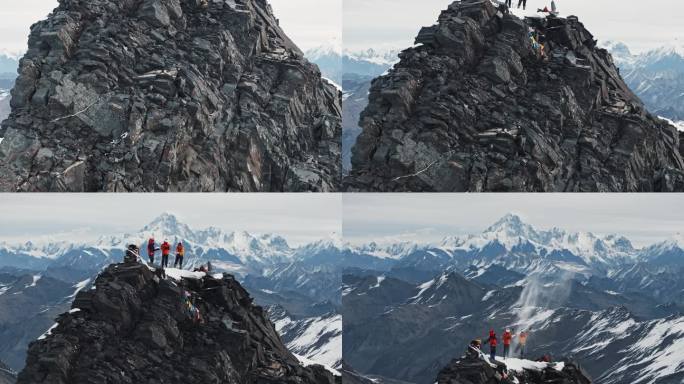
[487,329,498,361]
[517,330,529,358]
[174,241,185,268]
[502,329,513,360]
[161,240,171,268]
[147,237,157,265]
[518,0,527,10]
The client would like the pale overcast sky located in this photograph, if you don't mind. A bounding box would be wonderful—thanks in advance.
[344,0,684,53]
[0,0,340,55]
[0,194,341,246]
[343,194,684,248]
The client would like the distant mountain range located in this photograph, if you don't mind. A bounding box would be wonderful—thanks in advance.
[2,213,683,382]
[305,46,400,85]
[603,41,684,128]
[342,214,684,384]
[0,53,17,124]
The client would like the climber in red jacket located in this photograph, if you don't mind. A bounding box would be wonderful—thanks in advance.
[161,240,171,268]
[147,238,156,265]
[487,329,498,361]
[502,329,514,360]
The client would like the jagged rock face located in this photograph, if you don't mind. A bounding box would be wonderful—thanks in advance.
[17,263,336,384]
[346,0,684,192]
[436,357,592,384]
[0,0,341,192]
[0,360,16,384]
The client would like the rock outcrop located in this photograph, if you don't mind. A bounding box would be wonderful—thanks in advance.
[436,356,592,384]
[346,0,684,192]
[0,0,341,192]
[0,360,16,384]
[17,263,337,384]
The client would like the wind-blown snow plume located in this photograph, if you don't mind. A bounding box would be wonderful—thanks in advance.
[512,271,573,332]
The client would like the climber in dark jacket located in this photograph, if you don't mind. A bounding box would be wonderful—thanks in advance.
[518,0,527,10]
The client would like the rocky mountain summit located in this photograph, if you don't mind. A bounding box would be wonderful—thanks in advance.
[0,0,341,192]
[436,356,591,384]
[16,263,336,384]
[346,0,684,192]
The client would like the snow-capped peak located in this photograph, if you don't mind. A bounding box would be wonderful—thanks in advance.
[140,213,194,241]
[0,49,24,61]
[645,233,684,253]
[304,233,343,251]
[601,41,632,57]
[641,44,684,60]
[484,213,535,237]
[304,38,342,60]
[353,241,420,260]
[342,47,401,66]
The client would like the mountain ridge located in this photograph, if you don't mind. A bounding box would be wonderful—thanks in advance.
[345,0,684,192]
[0,0,342,192]
[16,262,338,384]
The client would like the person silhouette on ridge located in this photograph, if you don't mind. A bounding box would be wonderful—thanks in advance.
[161,240,171,268]
[147,237,157,265]
[174,241,185,268]
[487,329,498,361]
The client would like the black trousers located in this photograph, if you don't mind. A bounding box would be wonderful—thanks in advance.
[162,254,169,268]
[174,254,184,268]
[503,344,510,359]
[518,0,527,9]
[149,254,154,264]
[505,0,512,7]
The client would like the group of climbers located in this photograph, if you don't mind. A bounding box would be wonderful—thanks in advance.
[503,0,559,15]
[482,328,531,361]
[147,237,185,269]
[504,0,527,10]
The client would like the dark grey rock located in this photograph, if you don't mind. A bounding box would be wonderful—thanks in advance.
[436,356,592,384]
[0,360,16,384]
[345,0,684,192]
[16,263,336,384]
[0,0,341,192]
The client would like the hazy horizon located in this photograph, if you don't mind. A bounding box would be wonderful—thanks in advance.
[343,194,684,248]
[0,194,341,247]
